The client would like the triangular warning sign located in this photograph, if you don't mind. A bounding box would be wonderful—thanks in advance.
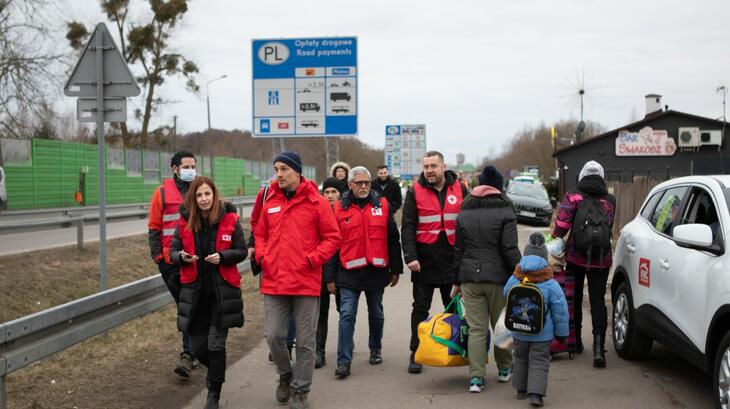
[64,23,141,98]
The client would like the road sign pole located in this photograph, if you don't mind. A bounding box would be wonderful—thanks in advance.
[95,24,108,292]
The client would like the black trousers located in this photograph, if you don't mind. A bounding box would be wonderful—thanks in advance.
[410,281,452,353]
[567,262,610,338]
[316,281,341,353]
[189,295,229,385]
[157,261,181,303]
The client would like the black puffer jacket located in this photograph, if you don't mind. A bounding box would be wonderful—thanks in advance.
[170,202,247,334]
[453,185,521,285]
[401,170,469,284]
[372,176,403,213]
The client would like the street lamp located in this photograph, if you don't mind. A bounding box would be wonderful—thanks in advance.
[207,74,228,130]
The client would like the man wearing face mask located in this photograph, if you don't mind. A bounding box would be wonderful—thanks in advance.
[148,150,198,379]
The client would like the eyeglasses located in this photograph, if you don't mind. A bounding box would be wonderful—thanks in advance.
[351,180,371,186]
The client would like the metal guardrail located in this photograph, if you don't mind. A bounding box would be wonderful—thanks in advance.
[0,260,252,408]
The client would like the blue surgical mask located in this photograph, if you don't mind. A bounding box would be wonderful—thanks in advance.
[179,168,196,182]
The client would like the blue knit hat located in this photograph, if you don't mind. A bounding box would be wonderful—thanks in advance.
[273,151,302,174]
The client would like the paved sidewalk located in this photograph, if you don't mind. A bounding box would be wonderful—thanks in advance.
[182,225,710,409]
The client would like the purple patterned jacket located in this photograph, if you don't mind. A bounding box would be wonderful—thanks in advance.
[552,176,616,269]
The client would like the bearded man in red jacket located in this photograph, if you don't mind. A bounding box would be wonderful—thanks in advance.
[254,151,341,409]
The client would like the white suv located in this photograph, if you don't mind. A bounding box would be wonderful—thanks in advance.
[612,175,730,409]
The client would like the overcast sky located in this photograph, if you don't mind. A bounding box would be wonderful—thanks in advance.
[64,0,730,165]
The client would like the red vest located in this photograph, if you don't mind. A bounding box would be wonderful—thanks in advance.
[413,181,463,245]
[161,178,184,256]
[335,197,390,270]
[179,211,241,288]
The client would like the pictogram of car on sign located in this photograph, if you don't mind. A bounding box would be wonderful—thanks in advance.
[330,92,351,102]
[297,88,312,93]
[301,120,319,128]
[299,102,320,112]
[332,106,349,113]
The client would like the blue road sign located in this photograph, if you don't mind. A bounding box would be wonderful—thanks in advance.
[252,37,358,137]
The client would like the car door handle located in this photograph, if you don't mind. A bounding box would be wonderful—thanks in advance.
[659,259,670,270]
[626,243,637,254]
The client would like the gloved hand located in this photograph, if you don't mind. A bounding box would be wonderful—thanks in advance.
[555,336,566,345]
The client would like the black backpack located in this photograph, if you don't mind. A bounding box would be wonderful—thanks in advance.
[505,278,545,335]
[571,196,611,264]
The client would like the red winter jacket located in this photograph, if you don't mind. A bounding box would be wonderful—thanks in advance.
[254,178,341,296]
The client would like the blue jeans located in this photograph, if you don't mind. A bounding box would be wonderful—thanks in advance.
[337,287,385,365]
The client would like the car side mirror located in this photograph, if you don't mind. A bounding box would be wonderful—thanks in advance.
[673,224,713,248]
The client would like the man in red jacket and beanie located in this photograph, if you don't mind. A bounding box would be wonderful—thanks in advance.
[255,151,341,409]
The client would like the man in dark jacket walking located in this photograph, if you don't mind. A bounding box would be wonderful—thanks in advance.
[372,165,402,213]
[401,151,469,374]
[325,166,403,379]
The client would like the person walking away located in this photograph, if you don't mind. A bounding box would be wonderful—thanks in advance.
[401,150,469,374]
[255,152,341,409]
[147,150,199,377]
[450,165,521,392]
[169,177,246,409]
[503,233,569,407]
[551,160,615,368]
[330,161,351,185]
[315,177,347,368]
[327,167,403,379]
[372,165,403,213]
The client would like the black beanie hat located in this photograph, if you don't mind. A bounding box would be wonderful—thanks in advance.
[273,151,302,174]
[478,165,504,191]
[523,232,548,261]
[322,177,347,194]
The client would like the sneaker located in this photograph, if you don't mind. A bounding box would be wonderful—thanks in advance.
[497,367,512,382]
[369,349,383,365]
[468,376,485,393]
[290,392,309,409]
[335,363,351,379]
[529,393,544,407]
[276,373,293,403]
[174,353,193,378]
[516,390,528,400]
[191,357,201,369]
[314,350,326,369]
[408,352,422,374]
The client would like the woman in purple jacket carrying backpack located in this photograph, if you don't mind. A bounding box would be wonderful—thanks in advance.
[551,161,616,368]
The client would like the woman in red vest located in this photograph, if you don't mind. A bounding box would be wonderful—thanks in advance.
[170,176,246,409]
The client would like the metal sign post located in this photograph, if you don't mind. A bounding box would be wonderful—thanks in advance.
[64,23,140,291]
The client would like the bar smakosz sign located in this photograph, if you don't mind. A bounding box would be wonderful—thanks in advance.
[615,126,677,156]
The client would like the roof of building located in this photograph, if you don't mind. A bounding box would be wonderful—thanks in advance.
[554,109,729,156]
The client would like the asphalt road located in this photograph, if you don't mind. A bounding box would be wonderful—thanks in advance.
[182,224,713,409]
[0,207,253,256]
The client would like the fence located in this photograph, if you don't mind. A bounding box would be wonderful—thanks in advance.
[0,138,319,211]
[607,177,664,237]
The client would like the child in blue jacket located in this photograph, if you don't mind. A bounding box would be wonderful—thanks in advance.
[503,233,569,407]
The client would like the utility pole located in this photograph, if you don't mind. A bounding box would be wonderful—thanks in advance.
[172,115,177,151]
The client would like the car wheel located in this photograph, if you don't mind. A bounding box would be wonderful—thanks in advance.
[714,331,730,409]
[612,281,652,359]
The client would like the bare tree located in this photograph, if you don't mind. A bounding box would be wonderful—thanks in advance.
[66,0,199,148]
[0,0,65,138]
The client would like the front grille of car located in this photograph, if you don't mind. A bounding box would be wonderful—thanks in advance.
[514,203,549,214]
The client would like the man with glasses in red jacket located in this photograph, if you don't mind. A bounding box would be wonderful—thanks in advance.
[255,151,341,409]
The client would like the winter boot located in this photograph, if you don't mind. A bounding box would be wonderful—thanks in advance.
[314,350,326,368]
[203,380,222,409]
[593,334,606,368]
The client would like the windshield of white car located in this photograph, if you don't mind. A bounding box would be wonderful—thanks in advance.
[508,183,548,200]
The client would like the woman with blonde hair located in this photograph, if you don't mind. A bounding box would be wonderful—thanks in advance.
[171,176,247,409]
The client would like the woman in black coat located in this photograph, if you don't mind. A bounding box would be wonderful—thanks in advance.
[170,176,246,409]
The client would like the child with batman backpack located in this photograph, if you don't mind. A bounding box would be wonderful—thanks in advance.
[504,233,569,407]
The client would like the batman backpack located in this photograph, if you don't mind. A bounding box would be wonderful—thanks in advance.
[505,277,545,335]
